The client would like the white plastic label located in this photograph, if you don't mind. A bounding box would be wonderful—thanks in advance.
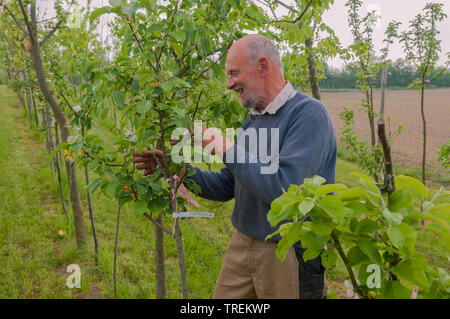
[172,212,215,218]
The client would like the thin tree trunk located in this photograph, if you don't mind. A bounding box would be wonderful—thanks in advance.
[159,110,188,298]
[46,105,54,169]
[23,69,33,123]
[173,217,189,298]
[206,122,211,171]
[420,80,426,185]
[17,86,26,111]
[82,125,99,266]
[25,1,87,248]
[379,65,395,195]
[155,136,167,299]
[366,89,376,148]
[305,38,321,101]
[31,87,39,126]
[113,204,121,298]
[55,121,68,219]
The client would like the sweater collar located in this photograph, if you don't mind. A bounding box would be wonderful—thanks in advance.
[250,81,297,116]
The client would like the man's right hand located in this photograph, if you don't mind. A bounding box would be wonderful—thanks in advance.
[133,149,167,176]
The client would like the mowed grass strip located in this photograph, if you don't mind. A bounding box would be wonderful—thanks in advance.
[0,85,77,298]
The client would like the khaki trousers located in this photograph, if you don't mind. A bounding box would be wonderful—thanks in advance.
[213,230,299,299]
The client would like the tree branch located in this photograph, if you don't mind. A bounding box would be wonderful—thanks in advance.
[272,0,312,24]
[4,4,26,34]
[429,61,450,82]
[191,89,203,123]
[127,18,157,73]
[39,14,67,47]
[331,232,372,299]
[193,40,233,81]
[17,0,35,42]
[144,213,175,238]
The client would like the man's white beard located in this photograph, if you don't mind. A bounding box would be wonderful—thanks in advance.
[244,97,257,109]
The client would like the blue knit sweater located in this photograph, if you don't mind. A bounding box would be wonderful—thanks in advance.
[186,92,337,245]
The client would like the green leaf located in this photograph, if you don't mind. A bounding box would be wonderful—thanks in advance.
[395,175,428,199]
[266,222,292,241]
[315,184,348,197]
[337,187,366,202]
[172,42,183,57]
[131,78,140,93]
[275,221,303,262]
[109,0,121,8]
[112,91,125,109]
[381,280,411,299]
[172,31,186,42]
[320,250,337,268]
[298,198,314,216]
[300,231,327,262]
[312,175,326,186]
[366,190,383,208]
[148,196,166,214]
[135,200,147,214]
[136,100,151,114]
[275,237,291,262]
[350,172,375,183]
[346,201,378,217]
[357,238,382,265]
[391,254,430,292]
[136,183,148,196]
[311,215,335,236]
[105,181,120,199]
[359,178,381,196]
[383,208,403,226]
[93,79,104,92]
[387,223,417,256]
[137,0,153,12]
[425,223,450,249]
[48,142,68,160]
[347,246,370,266]
[425,204,450,225]
[355,219,379,234]
[87,177,102,194]
[388,189,413,212]
[149,23,163,33]
[317,195,344,221]
[267,192,301,226]
[90,6,110,24]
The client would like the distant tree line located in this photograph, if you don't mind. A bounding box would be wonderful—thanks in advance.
[319,58,450,89]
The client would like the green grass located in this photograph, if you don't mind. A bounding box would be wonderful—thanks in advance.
[0,86,81,298]
[0,85,448,299]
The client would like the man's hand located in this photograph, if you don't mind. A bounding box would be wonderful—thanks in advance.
[133,149,167,176]
[196,127,234,158]
[170,127,235,158]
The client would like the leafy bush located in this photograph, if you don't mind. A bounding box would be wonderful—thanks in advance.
[267,173,449,299]
[438,140,450,174]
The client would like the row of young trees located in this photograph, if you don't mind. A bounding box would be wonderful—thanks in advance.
[319,59,450,90]
[331,1,449,186]
[0,0,448,299]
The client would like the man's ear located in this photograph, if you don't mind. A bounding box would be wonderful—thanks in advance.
[258,57,269,75]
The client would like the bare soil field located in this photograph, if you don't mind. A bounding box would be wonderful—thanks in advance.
[321,88,450,179]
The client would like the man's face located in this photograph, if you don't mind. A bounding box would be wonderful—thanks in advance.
[226,45,262,109]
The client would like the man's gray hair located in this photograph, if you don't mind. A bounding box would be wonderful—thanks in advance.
[246,36,283,69]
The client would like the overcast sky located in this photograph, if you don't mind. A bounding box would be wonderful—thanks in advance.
[321,0,450,68]
[37,0,450,68]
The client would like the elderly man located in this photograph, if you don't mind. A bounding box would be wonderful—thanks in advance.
[134,34,336,299]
